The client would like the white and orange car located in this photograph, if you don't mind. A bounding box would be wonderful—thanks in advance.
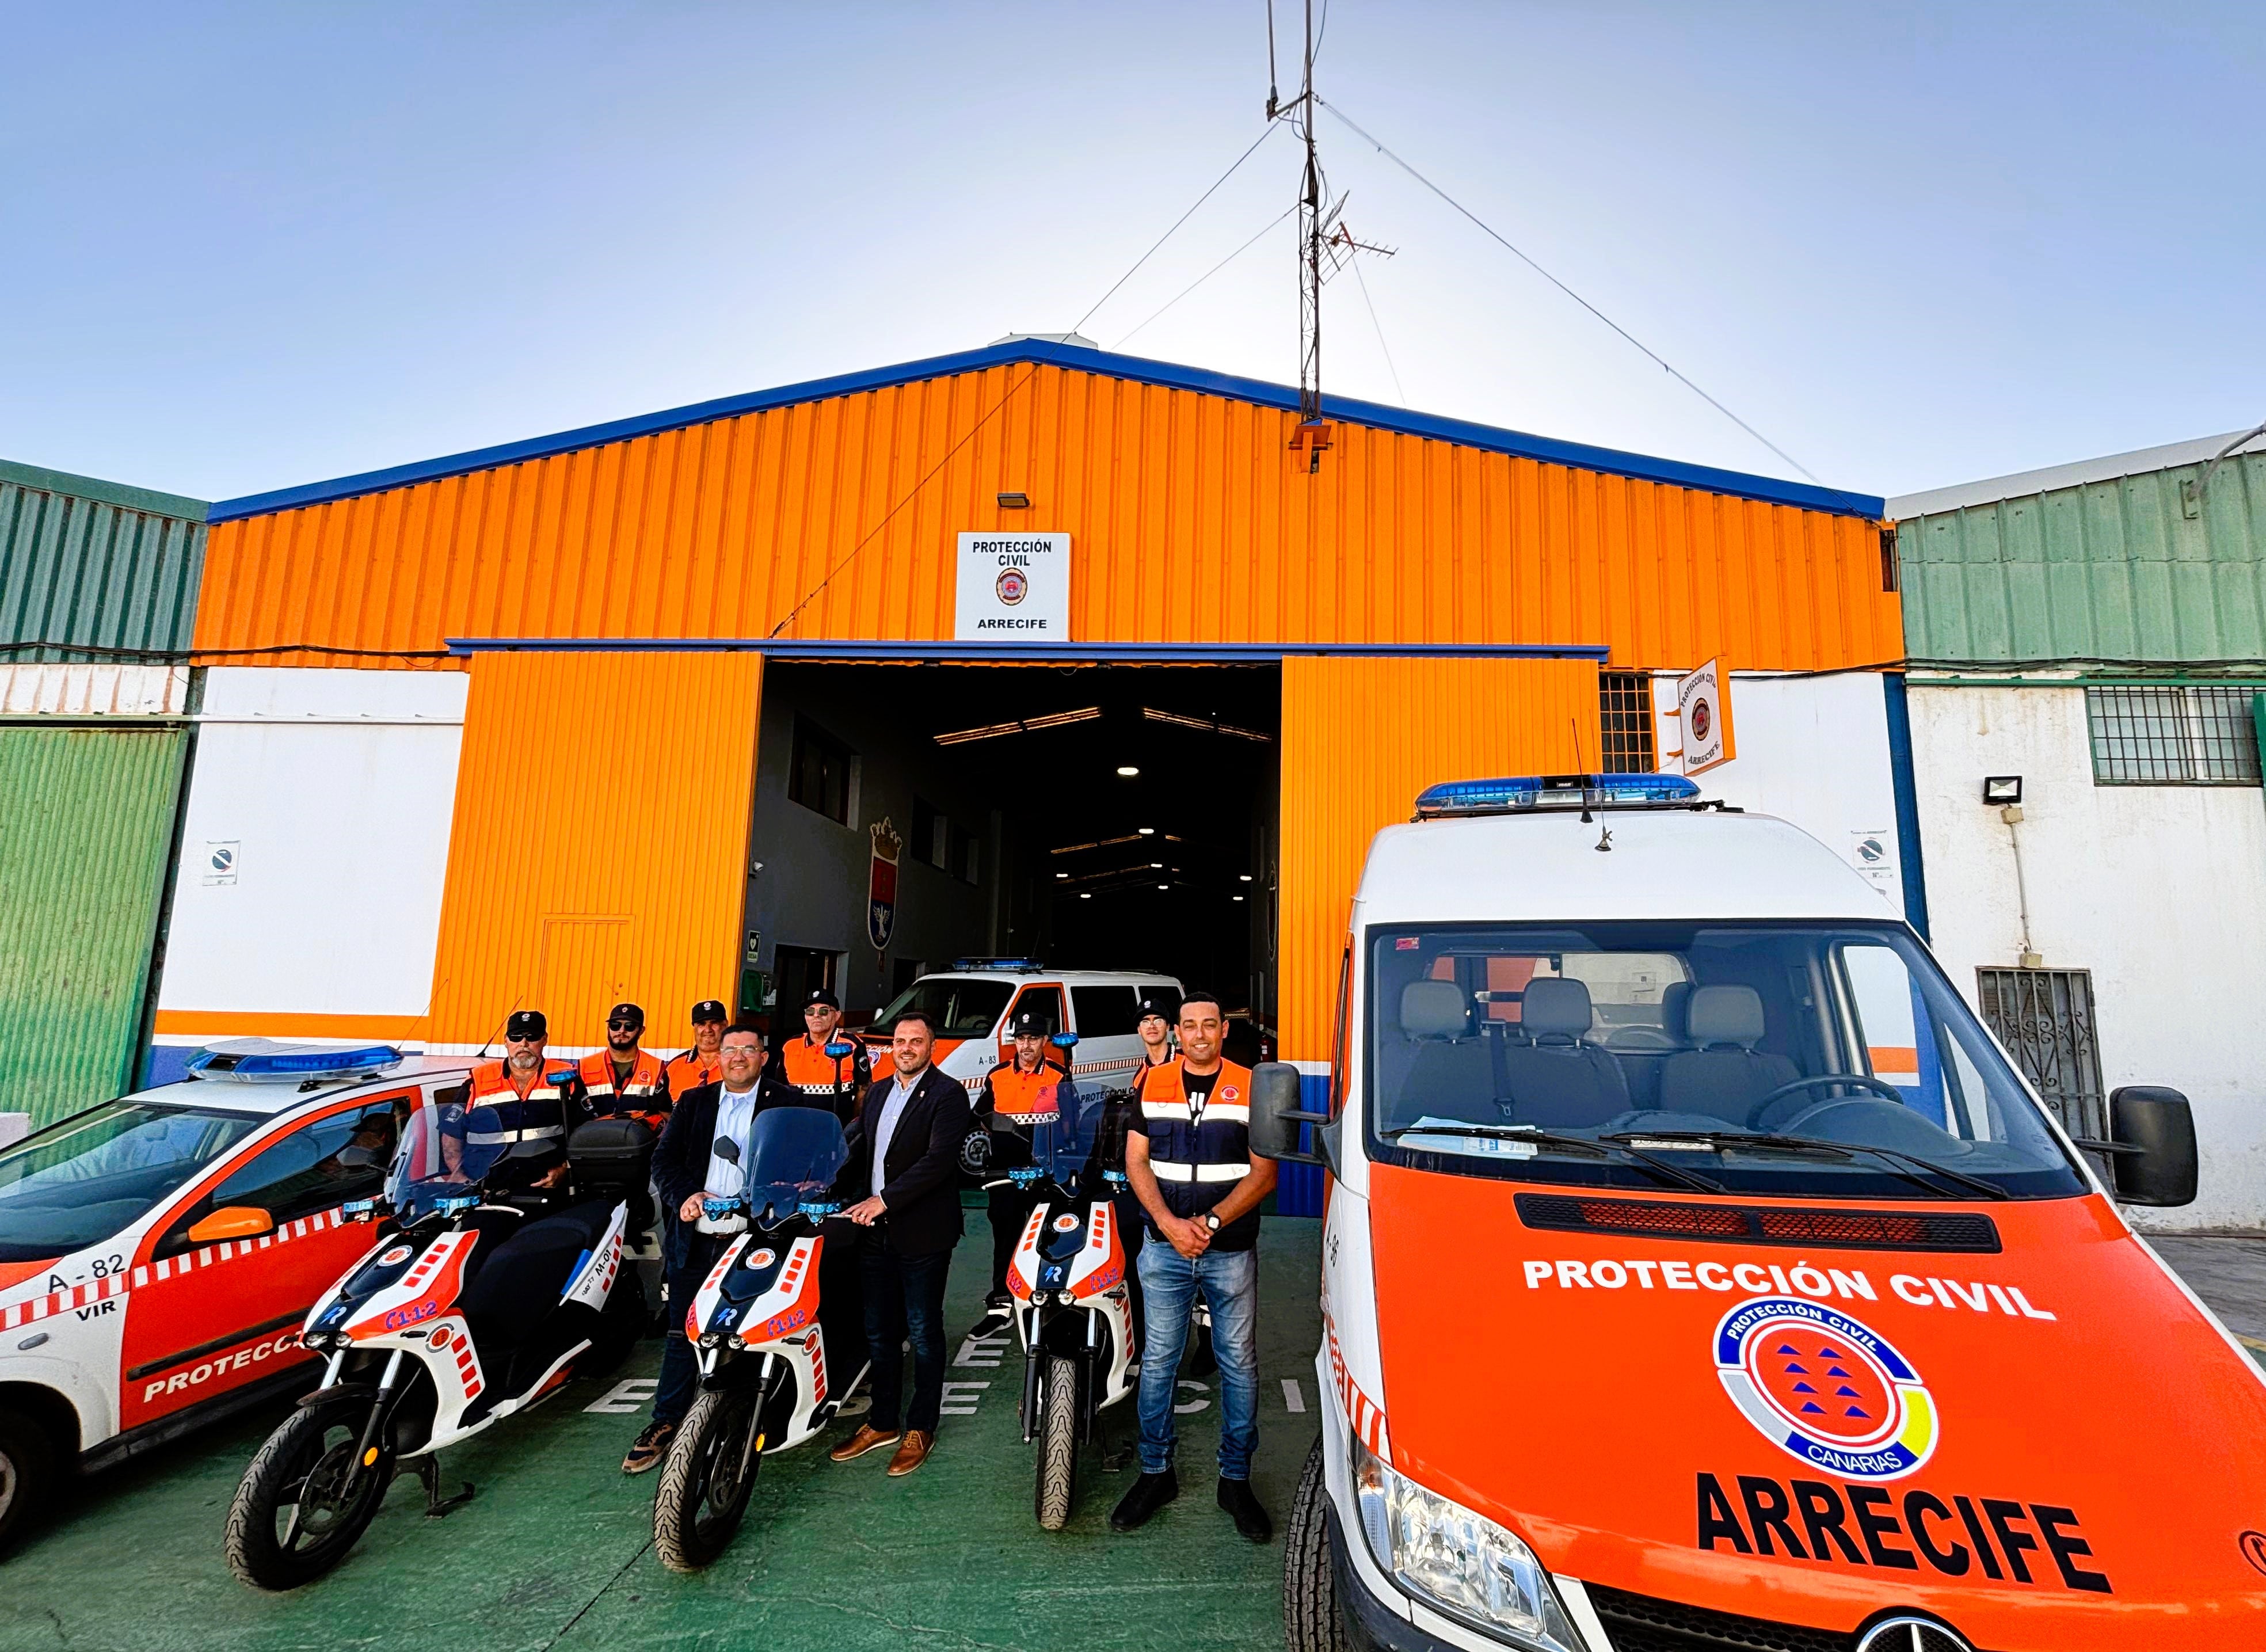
[1255,773,2266,1652]
[0,1041,473,1550]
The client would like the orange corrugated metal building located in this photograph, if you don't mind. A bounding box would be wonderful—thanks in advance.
[180,338,1897,1105]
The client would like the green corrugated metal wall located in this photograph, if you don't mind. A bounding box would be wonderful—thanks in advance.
[1,457,208,661]
[1897,450,2266,667]
[0,725,188,1125]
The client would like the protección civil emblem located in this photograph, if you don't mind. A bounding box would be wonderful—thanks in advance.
[1714,1296,1939,1480]
[867,817,901,951]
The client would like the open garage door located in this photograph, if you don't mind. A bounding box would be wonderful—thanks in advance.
[1277,656,1601,1069]
[426,652,763,1050]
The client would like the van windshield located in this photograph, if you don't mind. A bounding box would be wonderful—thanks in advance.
[872,977,1016,1040]
[1365,921,2087,1200]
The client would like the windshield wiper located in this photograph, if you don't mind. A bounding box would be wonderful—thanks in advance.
[1384,1123,1727,1196]
[1598,1130,2011,1201]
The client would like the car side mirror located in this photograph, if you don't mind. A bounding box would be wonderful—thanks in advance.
[188,1205,276,1244]
[2109,1086,2198,1207]
[1247,1061,1328,1167]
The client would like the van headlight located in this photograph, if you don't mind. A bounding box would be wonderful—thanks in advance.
[1351,1434,1586,1651]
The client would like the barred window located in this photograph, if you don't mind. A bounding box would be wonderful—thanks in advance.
[1599,671,1656,772]
[2085,686,2261,785]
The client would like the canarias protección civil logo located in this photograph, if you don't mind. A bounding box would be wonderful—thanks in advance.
[1715,1296,1938,1481]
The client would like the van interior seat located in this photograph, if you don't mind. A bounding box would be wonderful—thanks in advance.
[1498,977,1630,1129]
[1383,979,1496,1123]
[1613,979,1694,1109]
[1656,984,1800,1126]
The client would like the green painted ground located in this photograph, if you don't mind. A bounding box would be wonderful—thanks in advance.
[1,1220,1321,1652]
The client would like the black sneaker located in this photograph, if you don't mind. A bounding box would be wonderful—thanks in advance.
[965,1296,1014,1339]
[1110,1467,1179,1532]
[622,1420,675,1474]
[1218,1476,1272,1543]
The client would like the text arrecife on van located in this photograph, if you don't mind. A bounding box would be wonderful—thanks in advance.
[1521,1258,2056,1318]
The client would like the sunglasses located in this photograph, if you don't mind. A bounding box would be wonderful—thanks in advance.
[607,1019,639,1031]
[505,1034,541,1045]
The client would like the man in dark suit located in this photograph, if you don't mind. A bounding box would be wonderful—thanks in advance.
[622,1020,795,1474]
[827,1007,972,1478]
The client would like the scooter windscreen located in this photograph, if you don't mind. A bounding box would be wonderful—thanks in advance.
[1016,1109,1103,1196]
[385,1103,513,1218]
[729,1106,850,1224]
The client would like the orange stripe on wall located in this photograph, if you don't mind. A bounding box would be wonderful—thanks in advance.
[151,1011,432,1041]
[423,651,761,1049]
[1277,657,1597,1064]
[192,365,1902,671]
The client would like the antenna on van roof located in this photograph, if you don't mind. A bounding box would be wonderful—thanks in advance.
[1571,717,1595,823]
[476,998,521,1061]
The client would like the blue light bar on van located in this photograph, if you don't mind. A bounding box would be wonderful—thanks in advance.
[953,957,1044,971]
[186,1041,405,1082]
[1414,772,1700,818]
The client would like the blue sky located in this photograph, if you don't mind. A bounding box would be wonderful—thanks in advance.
[2,2,2260,504]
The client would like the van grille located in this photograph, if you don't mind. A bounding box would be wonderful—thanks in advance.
[1584,1584,1856,1652]
[1514,1193,2001,1253]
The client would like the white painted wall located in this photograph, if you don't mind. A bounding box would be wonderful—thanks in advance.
[155,668,469,1029]
[1651,671,1909,921]
[1909,685,2266,1230]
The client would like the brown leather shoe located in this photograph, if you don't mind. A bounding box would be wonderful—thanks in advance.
[886,1429,934,1476]
[830,1423,902,1463]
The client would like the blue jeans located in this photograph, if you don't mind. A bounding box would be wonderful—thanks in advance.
[859,1237,953,1434]
[1135,1240,1258,1479]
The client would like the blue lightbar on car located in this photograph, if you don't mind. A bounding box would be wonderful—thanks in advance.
[953,957,1044,971]
[186,1041,406,1081]
[1414,772,1700,818]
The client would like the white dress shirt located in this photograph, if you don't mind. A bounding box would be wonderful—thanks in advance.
[706,1082,761,1196]
[868,1068,922,1199]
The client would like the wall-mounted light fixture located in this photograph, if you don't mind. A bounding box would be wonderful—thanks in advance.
[1983,775,2023,805]
[996,492,1030,509]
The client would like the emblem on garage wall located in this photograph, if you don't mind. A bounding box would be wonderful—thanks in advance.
[869,818,902,951]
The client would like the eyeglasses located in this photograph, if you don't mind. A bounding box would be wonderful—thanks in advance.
[720,1043,760,1058]
[607,1019,638,1031]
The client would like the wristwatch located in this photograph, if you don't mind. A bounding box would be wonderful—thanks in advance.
[1205,1212,1222,1232]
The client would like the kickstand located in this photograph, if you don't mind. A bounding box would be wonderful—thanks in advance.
[409,1455,476,1518]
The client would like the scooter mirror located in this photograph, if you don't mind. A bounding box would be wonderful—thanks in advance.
[715,1137,741,1165]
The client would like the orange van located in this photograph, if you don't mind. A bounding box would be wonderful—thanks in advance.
[1254,774,2265,1652]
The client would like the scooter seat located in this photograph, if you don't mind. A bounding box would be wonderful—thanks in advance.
[458,1199,616,1352]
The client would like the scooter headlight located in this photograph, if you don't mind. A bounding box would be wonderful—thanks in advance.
[1350,1433,1586,1651]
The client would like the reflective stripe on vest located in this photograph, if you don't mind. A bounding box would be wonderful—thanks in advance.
[1149,1159,1250,1183]
[464,1124,566,1146]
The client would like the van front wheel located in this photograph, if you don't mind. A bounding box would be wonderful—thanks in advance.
[1283,1436,1349,1652]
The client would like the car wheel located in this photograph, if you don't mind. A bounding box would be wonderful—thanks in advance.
[0,1407,58,1555]
[1284,1436,1349,1652]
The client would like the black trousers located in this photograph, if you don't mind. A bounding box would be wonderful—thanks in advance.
[858,1230,953,1434]
[987,1182,1037,1301]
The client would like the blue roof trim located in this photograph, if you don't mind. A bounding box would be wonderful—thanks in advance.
[445,637,1614,664]
[211,339,1883,523]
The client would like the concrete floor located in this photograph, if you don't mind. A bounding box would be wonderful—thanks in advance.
[0,1219,1321,1652]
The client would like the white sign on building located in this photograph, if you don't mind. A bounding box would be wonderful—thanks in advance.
[956,532,1070,642]
[1675,657,1735,775]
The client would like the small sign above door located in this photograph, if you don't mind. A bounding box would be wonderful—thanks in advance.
[956,532,1070,642]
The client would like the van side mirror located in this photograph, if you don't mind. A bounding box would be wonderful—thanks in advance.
[1247,1061,1330,1168]
[2109,1086,2198,1207]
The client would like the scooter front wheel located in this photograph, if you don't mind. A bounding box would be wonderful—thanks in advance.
[653,1387,761,1572]
[1034,1353,1079,1531]
[224,1395,393,1590]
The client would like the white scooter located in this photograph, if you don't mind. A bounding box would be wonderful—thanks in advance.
[224,1105,650,1589]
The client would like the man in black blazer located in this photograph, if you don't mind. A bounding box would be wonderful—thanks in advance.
[622,1021,795,1474]
[828,1007,972,1477]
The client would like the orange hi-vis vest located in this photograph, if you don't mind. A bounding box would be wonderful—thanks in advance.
[466,1058,577,1151]
[579,1048,668,1117]
[779,1034,867,1101]
[989,1057,1071,1125]
[664,1049,722,1095]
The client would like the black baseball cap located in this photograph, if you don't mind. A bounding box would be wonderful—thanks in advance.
[802,988,841,1011]
[607,1002,645,1029]
[505,1009,547,1041]
[1136,995,1176,1024]
[690,999,728,1024]
[1010,1009,1050,1037]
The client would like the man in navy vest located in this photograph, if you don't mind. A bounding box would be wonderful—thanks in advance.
[1111,989,1277,1541]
